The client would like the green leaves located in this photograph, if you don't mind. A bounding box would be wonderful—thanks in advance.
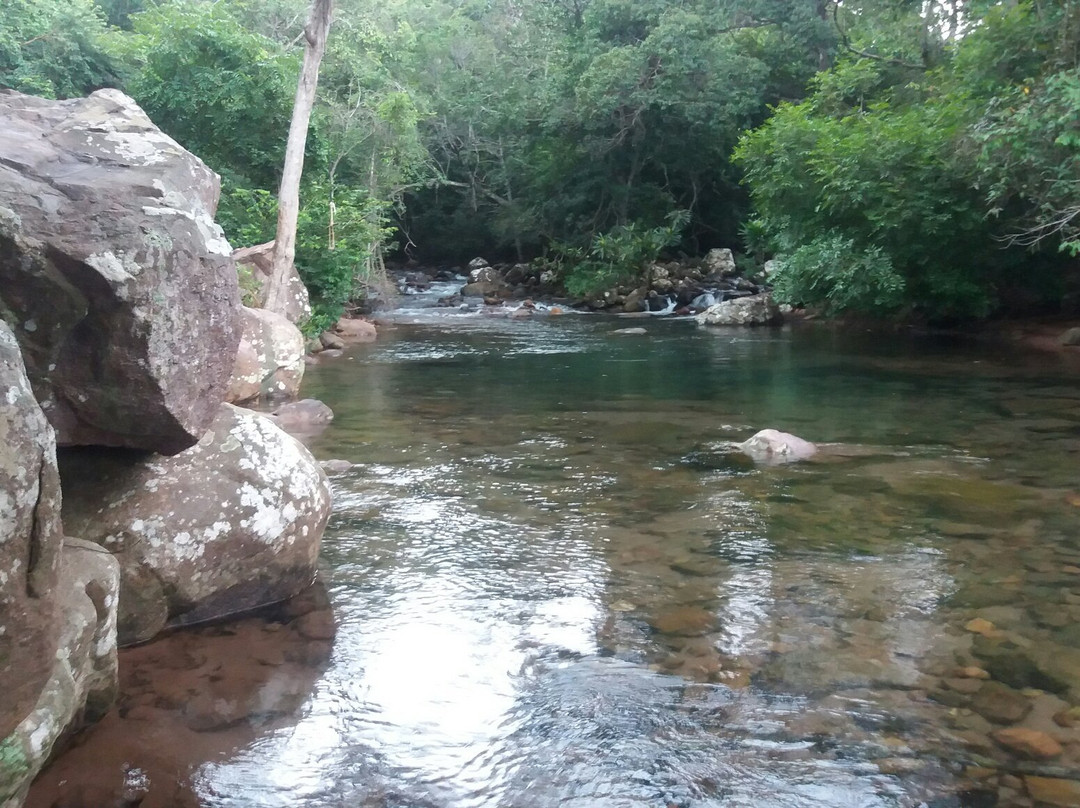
[0,0,120,99]
[735,0,1080,320]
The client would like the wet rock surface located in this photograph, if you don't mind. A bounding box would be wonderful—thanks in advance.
[2,539,120,808]
[0,89,239,454]
[24,584,333,808]
[58,405,331,645]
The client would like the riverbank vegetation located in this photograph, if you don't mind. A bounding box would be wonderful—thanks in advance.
[2,0,1078,322]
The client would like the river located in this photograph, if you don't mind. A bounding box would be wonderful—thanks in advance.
[27,288,1080,808]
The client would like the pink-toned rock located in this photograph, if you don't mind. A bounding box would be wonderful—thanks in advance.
[59,404,331,645]
[991,727,1063,760]
[333,317,377,342]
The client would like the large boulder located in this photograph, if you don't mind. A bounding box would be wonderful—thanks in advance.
[227,306,305,403]
[1,539,120,808]
[232,240,312,325]
[59,404,332,645]
[695,293,781,326]
[0,89,239,455]
[0,322,63,742]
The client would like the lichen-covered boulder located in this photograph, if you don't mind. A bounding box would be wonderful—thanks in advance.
[226,306,305,403]
[59,404,332,645]
[232,240,312,325]
[695,293,781,326]
[0,322,63,742]
[0,89,239,454]
[0,539,120,808]
[703,247,737,277]
[739,429,817,465]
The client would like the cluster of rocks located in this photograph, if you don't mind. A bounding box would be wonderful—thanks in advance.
[0,89,332,804]
[393,249,781,325]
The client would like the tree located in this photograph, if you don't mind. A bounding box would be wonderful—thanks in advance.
[266,0,334,316]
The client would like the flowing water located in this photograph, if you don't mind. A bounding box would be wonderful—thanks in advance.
[28,292,1080,808]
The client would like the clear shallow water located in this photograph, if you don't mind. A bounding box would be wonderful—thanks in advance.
[28,307,1080,808]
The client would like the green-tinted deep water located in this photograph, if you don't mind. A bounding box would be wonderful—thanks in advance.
[29,306,1080,808]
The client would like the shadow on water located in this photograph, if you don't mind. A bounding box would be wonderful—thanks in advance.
[28,309,1080,808]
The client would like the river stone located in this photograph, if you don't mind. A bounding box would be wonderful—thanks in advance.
[738,429,818,465]
[232,240,311,324]
[0,89,239,454]
[695,293,781,326]
[1025,776,1080,807]
[0,539,120,808]
[991,727,1063,760]
[0,322,63,742]
[271,398,335,434]
[333,317,377,343]
[971,681,1033,724]
[58,404,331,645]
[227,306,305,403]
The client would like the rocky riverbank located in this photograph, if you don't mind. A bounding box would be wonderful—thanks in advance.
[0,89,331,804]
[382,249,784,325]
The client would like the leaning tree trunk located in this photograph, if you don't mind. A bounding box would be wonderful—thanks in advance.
[265,0,334,316]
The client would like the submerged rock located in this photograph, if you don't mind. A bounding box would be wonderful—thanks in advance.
[738,429,817,465]
[696,293,781,326]
[0,89,239,454]
[59,405,332,645]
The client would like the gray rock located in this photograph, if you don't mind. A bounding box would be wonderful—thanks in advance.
[462,280,509,298]
[318,330,345,350]
[227,306,305,403]
[738,429,817,465]
[703,247,737,277]
[59,404,331,645]
[0,321,63,741]
[695,293,781,326]
[1060,327,1080,346]
[0,89,239,454]
[272,398,335,433]
[0,539,120,807]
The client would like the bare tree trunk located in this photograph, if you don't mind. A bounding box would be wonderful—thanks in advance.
[265,0,334,316]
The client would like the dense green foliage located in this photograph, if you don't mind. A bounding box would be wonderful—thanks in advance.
[1,0,1078,320]
[737,1,1080,318]
[0,0,119,98]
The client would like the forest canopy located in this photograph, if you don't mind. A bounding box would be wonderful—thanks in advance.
[2,0,1077,322]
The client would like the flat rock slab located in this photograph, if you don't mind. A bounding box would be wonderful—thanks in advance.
[0,89,239,453]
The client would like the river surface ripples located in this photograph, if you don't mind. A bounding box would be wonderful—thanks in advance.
[28,291,1080,808]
